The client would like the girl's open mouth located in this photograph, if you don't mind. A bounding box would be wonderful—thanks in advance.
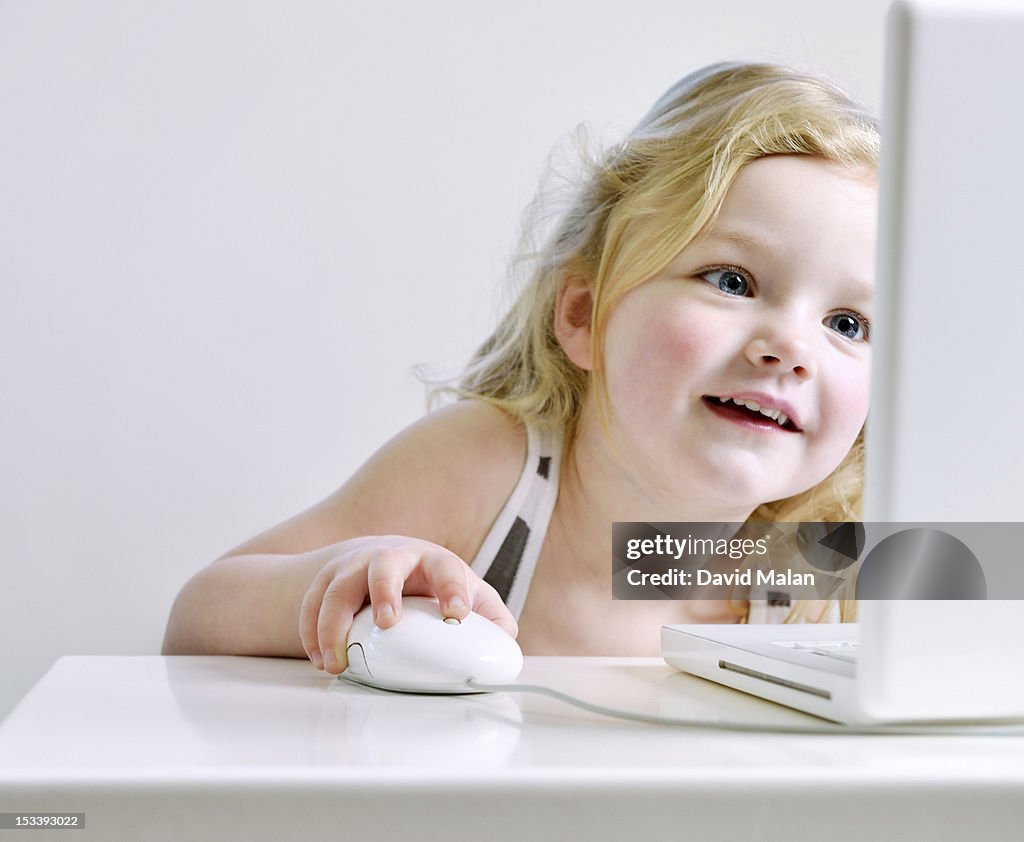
[702,395,802,432]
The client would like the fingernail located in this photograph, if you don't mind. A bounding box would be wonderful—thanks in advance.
[374,603,394,625]
[310,650,324,670]
[446,596,467,614]
[323,648,337,671]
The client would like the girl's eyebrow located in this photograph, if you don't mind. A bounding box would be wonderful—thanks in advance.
[838,276,874,305]
[702,228,774,253]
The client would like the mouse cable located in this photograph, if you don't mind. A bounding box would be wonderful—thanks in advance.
[464,679,1024,736]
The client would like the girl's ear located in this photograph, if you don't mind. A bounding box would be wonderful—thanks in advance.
[554,273,594,371]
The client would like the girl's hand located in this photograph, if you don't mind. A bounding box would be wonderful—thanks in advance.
[299,535,517,675]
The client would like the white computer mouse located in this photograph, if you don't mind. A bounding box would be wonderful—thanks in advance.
[340,596,524,694]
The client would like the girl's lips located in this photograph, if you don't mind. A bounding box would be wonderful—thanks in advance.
[704,392,803,431]
[702,396,802,433]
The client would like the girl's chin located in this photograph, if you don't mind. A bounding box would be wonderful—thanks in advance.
[667,466,816,515]
[617,437,829,514]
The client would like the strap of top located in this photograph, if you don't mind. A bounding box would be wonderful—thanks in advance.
[469,422,562,620]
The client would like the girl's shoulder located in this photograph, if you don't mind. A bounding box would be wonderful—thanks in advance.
[397,400,528,557]
[348,399,531,559]
[400,398,527,486]
[391,399,526,482]
[220,400,528,560]
[415,398,525,456]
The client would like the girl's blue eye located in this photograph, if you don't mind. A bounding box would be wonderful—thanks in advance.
[702,268,750,296]
[828,312,868,341]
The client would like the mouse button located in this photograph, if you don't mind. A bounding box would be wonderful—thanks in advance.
[443,617,461,625]
[345,642,372,678]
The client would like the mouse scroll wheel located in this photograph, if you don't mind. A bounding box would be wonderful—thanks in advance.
[443,617,461,625]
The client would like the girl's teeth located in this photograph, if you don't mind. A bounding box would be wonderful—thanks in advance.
[716,396,790,428]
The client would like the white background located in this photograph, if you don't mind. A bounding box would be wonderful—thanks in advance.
[0,0,890,719]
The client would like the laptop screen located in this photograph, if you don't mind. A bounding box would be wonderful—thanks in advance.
[865,0,1024,523]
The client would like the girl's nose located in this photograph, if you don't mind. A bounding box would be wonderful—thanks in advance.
[744,329,817,380]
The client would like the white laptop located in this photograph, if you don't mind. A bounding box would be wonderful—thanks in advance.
[662,0,1024,725]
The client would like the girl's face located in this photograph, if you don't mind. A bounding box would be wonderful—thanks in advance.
[601,155,876,512]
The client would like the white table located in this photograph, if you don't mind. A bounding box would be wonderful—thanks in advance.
[1,656,1022,841]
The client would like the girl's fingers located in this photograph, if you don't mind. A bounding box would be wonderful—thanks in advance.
[299,564,334,667]
[467,582,519,638]
[301,554,368,674]
[420,553,517,637]
[316,572,368,675]
[420,549,478,621]
[366,548,422,628]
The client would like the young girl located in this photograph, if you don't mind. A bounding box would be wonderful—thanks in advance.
[163,61,879,675]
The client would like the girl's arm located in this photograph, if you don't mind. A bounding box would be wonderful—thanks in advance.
[162,400,526,667]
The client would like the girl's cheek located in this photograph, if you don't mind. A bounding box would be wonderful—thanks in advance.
[609,310,719,404]
[820,363,871,445]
